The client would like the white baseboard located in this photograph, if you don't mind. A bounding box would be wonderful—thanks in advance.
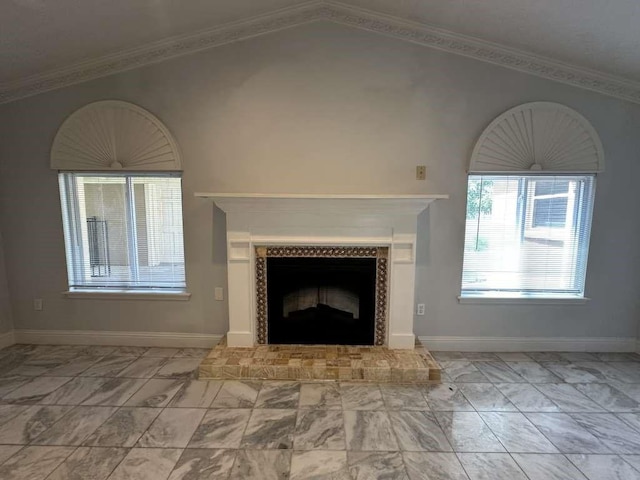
[2,330,638,352]
[0,331,15,349]
[418,335,638,352]
[12,329,223,349]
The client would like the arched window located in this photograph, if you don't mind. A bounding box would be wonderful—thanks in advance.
[461,102,603,300]
[51,101,186,293]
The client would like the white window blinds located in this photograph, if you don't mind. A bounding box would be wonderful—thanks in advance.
[59,173,185,290]
[461,174,595,298]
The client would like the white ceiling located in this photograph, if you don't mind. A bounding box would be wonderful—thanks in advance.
[2,0,640,86]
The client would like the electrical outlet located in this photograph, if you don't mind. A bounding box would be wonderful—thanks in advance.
[33,299,43,311]
[416,165,426,180]
[214,287,224,301]
[416,303,425,315]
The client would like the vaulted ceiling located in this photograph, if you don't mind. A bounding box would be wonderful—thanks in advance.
[2,0,640,102]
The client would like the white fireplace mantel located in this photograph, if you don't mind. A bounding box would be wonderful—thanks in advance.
[196,192,448,349]
[195,193,448,214]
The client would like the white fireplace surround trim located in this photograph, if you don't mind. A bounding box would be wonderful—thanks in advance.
[196,193,448,349]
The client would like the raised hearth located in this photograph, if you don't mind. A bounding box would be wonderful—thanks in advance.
[199,336,441,383]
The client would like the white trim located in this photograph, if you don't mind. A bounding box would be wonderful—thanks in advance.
[1,2,639,105]
[197,192,447,216]
[389,333,416,350]
[226,331,254,347]
[457,296,590,305]
[0,331,15,349]
[195,193,449,199]
[62,290,191,301]
[13,329,221,348]
[3,329,637,352]
[418,335,637,352]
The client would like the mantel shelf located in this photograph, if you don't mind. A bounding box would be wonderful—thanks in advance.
[195,193,448,200]
[195,192,449,216]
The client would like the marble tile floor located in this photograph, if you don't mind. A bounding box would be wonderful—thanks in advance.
[0,346,639,478]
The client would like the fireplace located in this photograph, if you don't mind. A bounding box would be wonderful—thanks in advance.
[255,246,389,346]
[267,257,375,344]
[195,193,447,349]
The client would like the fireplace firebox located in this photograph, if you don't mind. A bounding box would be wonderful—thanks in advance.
[255,246,389,346]
[267,257,376,345]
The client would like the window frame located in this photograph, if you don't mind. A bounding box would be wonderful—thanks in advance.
[460,173,595,302]
[59,171,188,296]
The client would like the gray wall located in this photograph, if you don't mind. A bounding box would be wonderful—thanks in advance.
[0,228,13,333]
[0,22,639,339]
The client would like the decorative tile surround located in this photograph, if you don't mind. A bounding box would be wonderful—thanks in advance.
[255,246,388,346]
[198,336,441,383]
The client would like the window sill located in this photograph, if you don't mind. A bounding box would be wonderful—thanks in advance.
[457,295,590,305]
[62,290,191,301]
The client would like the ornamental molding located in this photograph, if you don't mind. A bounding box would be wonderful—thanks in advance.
[265,246,379,258]
[51,100,182,171]
[3,1,640,105]
[470,102,604,173]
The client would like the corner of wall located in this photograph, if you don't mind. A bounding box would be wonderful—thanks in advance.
[0,227,15,339]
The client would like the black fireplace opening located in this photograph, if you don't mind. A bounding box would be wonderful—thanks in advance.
[267,257,377,345]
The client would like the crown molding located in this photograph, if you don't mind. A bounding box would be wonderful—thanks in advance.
[1,1,640,105]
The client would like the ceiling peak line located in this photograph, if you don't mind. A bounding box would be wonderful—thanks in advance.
[1,1,639,105]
